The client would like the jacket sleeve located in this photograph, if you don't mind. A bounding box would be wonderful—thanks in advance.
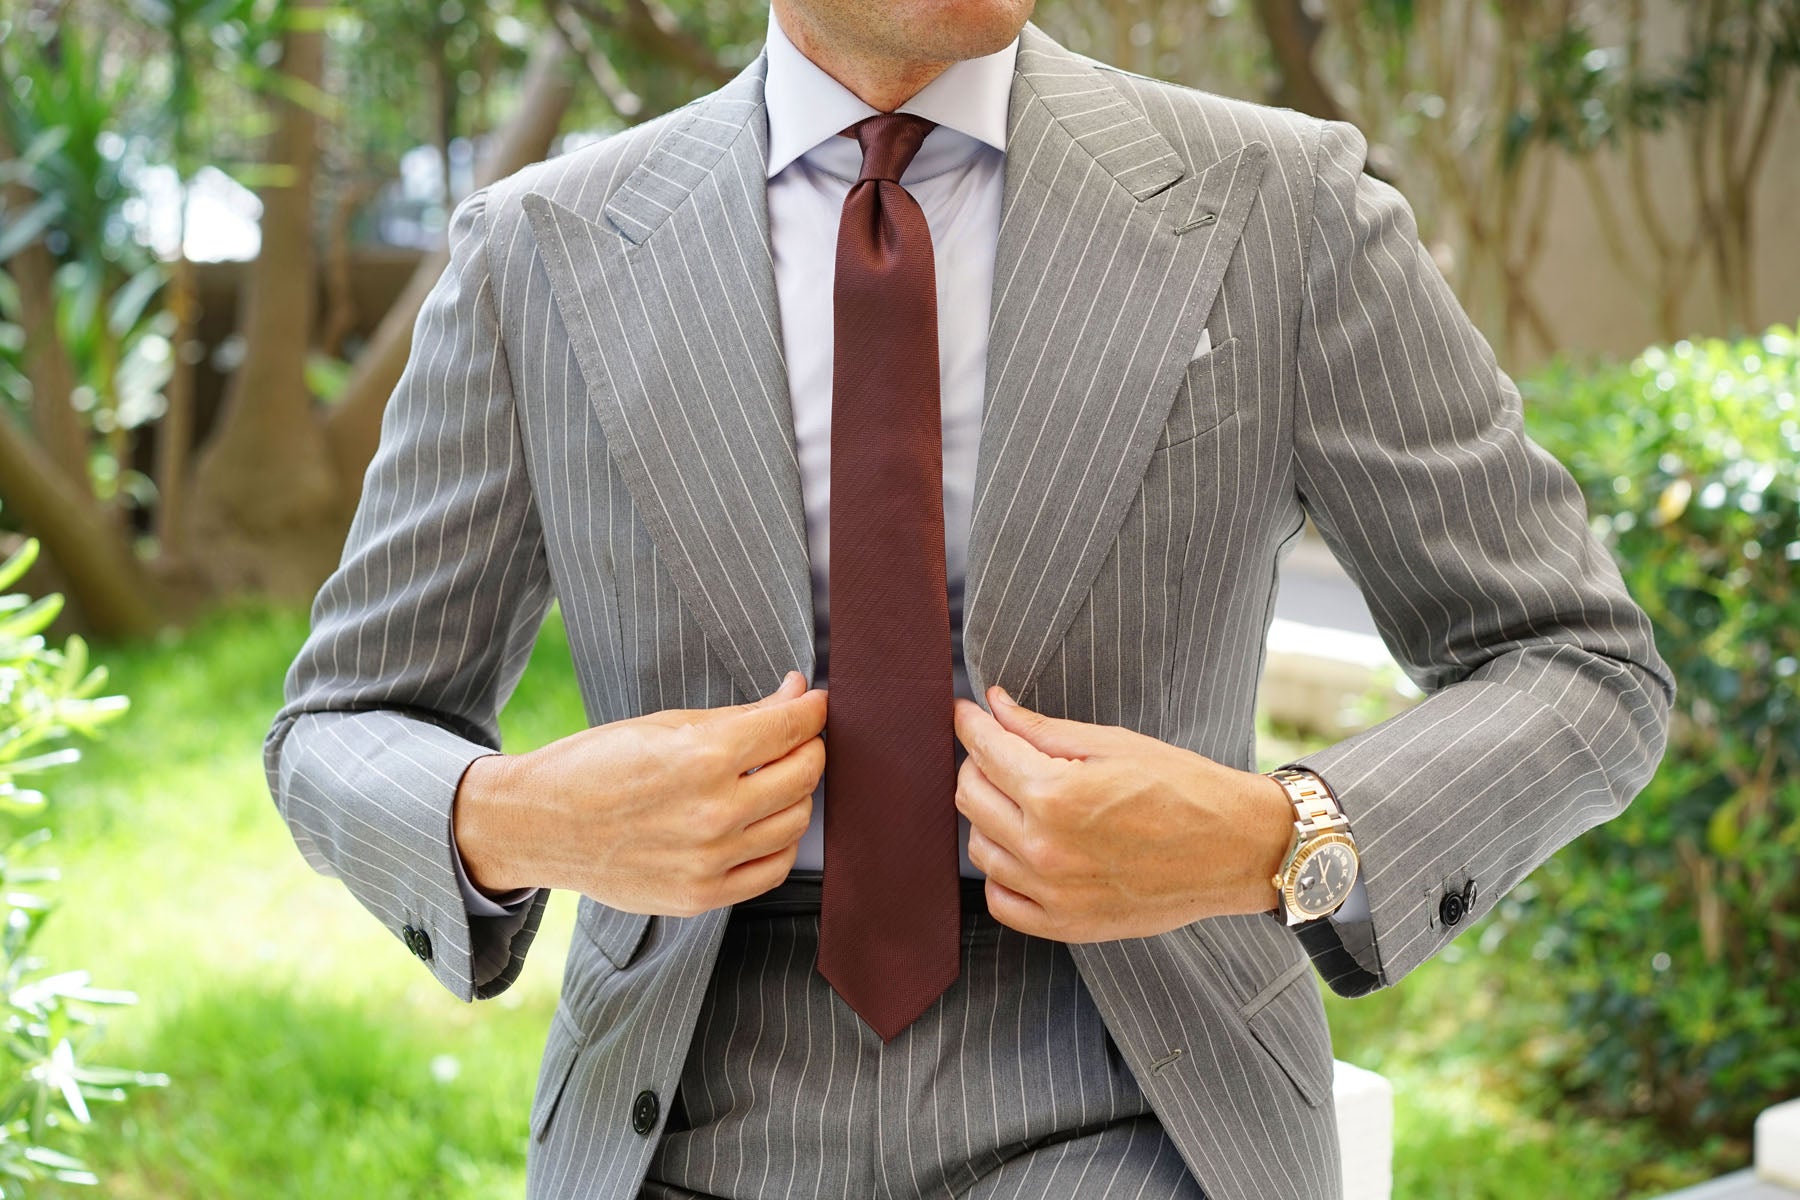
[1282,118,1675,996]
[262,185,556,1002]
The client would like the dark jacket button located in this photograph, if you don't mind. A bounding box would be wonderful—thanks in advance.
[1439,891,1467,927]
[401,924,419,954]
[631,1088,660,1135]
[413,926,433,961]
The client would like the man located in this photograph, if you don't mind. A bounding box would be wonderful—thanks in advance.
[263,0,1673,1196]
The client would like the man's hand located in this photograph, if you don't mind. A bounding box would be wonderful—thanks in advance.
[454,671,826,917]
[952,685,1295,942]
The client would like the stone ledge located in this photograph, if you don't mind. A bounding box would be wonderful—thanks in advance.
[1758,1099,1800,1189]
[1646,1098,1800,1197]
[1260,617,1411,739]
[1334,1059,1395,1200]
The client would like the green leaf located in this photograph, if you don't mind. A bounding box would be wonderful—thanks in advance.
[0,541,40,594]
[0,750,82,776]
[54,636,89,695]
[0,196,66,264]
[19,1146,85,1171]
[106,264,167,338]
[0,595,62,642]
[1705,800,1741,857]
[0,787,47,816]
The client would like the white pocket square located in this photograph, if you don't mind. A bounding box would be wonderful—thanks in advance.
[1193,327,1212,359]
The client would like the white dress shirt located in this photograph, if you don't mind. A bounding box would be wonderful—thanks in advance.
[455,6,1370,928]
[764,6,1013,880]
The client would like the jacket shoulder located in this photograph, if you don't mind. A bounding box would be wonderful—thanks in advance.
[1081,56,1326,171]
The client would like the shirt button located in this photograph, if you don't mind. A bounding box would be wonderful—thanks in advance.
[631,1088,660,1135]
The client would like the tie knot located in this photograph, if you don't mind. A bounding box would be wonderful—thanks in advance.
[843,112,937,184]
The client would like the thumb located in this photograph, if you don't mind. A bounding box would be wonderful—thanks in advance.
[639,670,809,732]
[750,669,807,707]
[987,686,1102,760]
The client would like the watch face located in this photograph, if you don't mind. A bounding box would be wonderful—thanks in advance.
[1290,840,1358,918]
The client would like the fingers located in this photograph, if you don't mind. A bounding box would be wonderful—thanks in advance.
[987,686,1106,761]
[719,839,802,902]
[720,674,828,773]
[954,757,1027,859]
[733,789,814,866]
[736,734,826,824]
[966,822,1038,898]
[982,874,1054,939]
[717,733,822,870]
[952,695,1046,801]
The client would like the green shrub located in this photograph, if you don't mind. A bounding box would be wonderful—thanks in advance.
[1514,323,1800,1135]
[0,534,164,1192]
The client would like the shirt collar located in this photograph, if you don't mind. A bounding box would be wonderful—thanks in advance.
[762,6,1018,181]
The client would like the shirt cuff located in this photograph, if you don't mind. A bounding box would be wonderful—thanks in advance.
[450,817,538,917]
[1329,876,1370,924]
[1319,865,1380,978]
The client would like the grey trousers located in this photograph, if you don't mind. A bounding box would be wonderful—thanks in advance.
[639,872,1208,1200]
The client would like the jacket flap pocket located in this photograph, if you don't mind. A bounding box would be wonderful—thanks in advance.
[1241,958,1335,1108]
[577,897,653,970]
[1186,918,1334,1108]
[530,1006,585,1142]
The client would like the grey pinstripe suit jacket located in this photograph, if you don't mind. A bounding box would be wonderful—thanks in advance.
[263,22,1673,1200]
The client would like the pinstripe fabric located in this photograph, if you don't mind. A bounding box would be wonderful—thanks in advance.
[263,21,1673,1200]
[638,881,1207,1200]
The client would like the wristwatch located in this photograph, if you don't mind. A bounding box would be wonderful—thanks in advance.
[1265,766,1360,927]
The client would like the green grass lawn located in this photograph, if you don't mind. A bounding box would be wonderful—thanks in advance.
[34,600,1719,1197]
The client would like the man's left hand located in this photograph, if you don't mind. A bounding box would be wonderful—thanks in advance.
[951,685,1296,942]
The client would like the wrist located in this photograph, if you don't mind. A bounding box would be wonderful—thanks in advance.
[453,752,536,895]
[1242,769,1296,915]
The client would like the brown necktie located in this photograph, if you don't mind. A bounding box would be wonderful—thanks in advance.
[817,112,960,1043]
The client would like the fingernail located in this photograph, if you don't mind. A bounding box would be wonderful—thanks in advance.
[994,685,1013,706]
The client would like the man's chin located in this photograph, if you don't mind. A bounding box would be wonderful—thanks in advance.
[876,0,1034,63]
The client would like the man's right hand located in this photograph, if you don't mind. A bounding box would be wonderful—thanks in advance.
[452,670,826,917]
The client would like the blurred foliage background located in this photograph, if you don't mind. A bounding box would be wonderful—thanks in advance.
[1517,328,1800,1140]
[1,0,1796,1195]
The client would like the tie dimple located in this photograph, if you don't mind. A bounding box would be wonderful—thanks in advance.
[843,112,935,182]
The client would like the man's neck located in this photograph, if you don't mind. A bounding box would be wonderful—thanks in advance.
[771,0,955,112]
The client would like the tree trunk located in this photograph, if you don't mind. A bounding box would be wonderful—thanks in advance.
[154,245,199,557]
[0,97,164,639]
[1253,0,1345,121]
[0,409,164,638]
[181,0,342,599]
[321,31,573,505]
[0,121,89,486]
[3,12,578,632]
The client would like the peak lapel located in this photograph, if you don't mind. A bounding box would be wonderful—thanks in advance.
[521,53,818,704]
[962,24,1271,705]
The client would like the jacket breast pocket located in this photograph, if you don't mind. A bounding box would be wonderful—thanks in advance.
[1153,334,1244,453]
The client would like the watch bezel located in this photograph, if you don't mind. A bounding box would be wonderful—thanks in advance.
[1274,830,1360,920]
